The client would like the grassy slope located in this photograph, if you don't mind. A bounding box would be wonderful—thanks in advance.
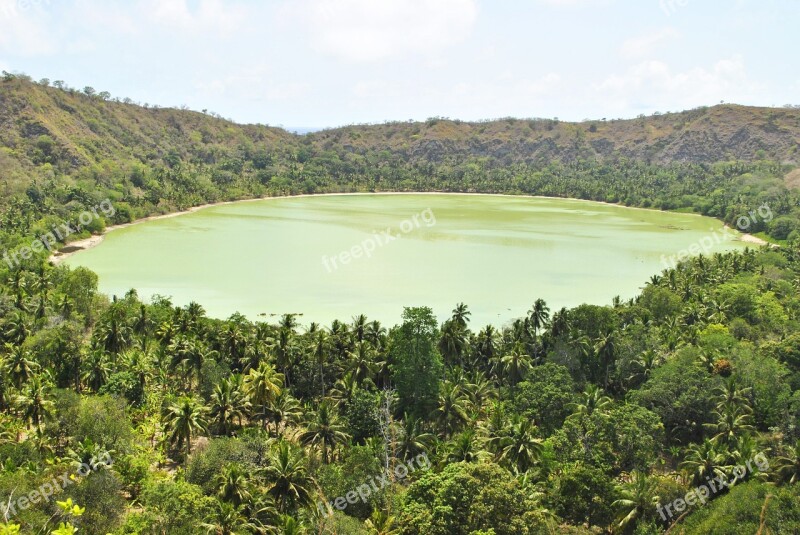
[2,78,800,194]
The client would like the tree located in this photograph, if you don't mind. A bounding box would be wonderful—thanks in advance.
[210,375,249,436]
[611,471,658,532]
[389,307,443,419]
[433,381,470,437]
[14,372,54,429]
[496,415,544,474]
[243,361,283,430]
[528,299,550,336]
[299,401,349,464]
[163,396,208,460]
[263,440,313,512]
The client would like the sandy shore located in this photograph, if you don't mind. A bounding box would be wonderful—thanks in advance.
[738,233,771,246]
[48,191,777,264]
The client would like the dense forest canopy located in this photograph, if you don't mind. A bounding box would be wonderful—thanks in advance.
[0,73,798,534]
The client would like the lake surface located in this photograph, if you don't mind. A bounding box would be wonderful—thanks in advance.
[64,194,751,327]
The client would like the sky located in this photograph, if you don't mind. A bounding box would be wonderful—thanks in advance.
[1,0,798,129]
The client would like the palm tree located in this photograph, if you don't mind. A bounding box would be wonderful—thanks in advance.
[706,403,754,446]
[463,371,496,411]
[347,341,377,387]
[451,302,471,328]
[200,500,259,535]
[299,402,349,464]
[438,319,468,368]
[163,396,208,460]
[264,391,302,436]
[352,314,368,343]
[446,428,482,463]
[568,384,612,418]
[262,440,313,512]
[593,330,616,388]
[216,463,253,507]
[499,343,532,388]
[611,471,658,532]
[626,350,663,387]
[365,509,399,535]
[528,299,550,336]
[80,350,111,392]
[3,311,30,345]
[13,372,54,430]
[681,439,727,486]
[308,329,329,397]
[169,336,214,390]
[210,375,250,436]
[775,440,800,484]
[474,325,498,371]
[93,303,132,356]
[243,361,284,430]
[433,381,470,437]
[713,378,752,413]
[496,416,544,474]
[4,343,38,388]
[396,414,435,460]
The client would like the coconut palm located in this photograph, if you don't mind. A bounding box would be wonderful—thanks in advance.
[528,299,550,336]
[13,372,54,430]
[365,509,399,535]
[262,440,313,512]
[216,463,253,507]
[438,319,468,368]
[681,439,728,486]
[299,402,349,464]
[162,396,208,460]
[705,403,754,446]
[210,375,250,436]
[4,343,38,388]
[80,350,111,392]
[496,416,544,474]
[396,414,435,460]
[264,391,302,436]
[433,381,470,438]
[308,329,329,397]
[499,343,532,388]
[568,384,612,418]
[347,341,377,387]
[446,428,483,463]
[200,500,259,535]
[775,440,800,484]
[611,471,658,532]
[243,361,284,430]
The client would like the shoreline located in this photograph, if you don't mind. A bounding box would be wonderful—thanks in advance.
[49,191,771,263]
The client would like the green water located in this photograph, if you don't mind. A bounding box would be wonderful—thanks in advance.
[64,194,751,327]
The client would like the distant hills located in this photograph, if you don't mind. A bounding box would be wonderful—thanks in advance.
[0,74,798,216]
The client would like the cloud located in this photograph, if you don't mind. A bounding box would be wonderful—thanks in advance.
[593,56,762,113]
[290,0,478,62]
[138,0,248,35]
[620,27,680,59]
[0,0,56,56]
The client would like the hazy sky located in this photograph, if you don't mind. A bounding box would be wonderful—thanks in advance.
[1,0,798,128]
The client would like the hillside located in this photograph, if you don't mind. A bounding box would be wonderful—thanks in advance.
[0,75,798,246]
[2,76,800,187]
[312,105,800,166]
